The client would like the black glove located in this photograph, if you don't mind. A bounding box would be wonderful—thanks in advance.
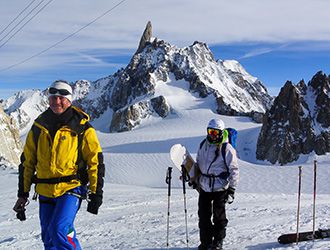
[87,193,102,215]
[13,197,28,221]
[188,181,198,189]
[225,187,235,204]
[16,209,26,221]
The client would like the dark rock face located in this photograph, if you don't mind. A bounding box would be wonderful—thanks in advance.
[250,111,264,123]
[109,95,170,132]
[256,71,330,164]
[110,101,151,132]
[150,96,170,118]
[136,21,152,54]
[215,95,237,116]
[311,72,330,128]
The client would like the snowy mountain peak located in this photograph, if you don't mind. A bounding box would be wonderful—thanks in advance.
[3,89,49,135]
[221,60,258,83]
[4,24,272,134]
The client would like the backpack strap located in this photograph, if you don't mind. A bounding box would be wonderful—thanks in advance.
[221,142,229,173]
[199,138,220,174]
[199,138,206,149]
[200,138,229,174]
[31,124,41,148]
[76,123,92,185]
[207,146,219,173]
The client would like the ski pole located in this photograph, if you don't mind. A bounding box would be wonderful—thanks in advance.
[312,160,317,240]
[165,167,172,249]
[181,165,190,249]
[296,166,302,244]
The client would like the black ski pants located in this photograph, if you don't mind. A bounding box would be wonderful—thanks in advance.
[198,189,228,245]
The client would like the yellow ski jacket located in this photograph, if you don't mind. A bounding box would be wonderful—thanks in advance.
[18,106,105,198]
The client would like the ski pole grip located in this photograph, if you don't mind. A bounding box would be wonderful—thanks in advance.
[166,167,172,196]
[165,167,172,184]
[166,167,172,184]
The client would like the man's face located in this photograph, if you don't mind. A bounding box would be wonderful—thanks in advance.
[49,95,71,114]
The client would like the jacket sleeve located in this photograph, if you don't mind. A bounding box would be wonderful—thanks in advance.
[82,127,105,196]
[18,129,37,198]
[189,147,201,180]
[225,144,239,189]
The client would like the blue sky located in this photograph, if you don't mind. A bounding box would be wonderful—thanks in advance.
[0,0,330,99]
[211,41,330,95]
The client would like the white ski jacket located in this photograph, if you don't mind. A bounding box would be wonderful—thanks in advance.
[190,139,239,192]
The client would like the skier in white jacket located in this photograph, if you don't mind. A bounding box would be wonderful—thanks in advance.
[190,118,239,250]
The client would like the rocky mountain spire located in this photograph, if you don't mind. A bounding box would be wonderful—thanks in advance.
[256,71,330,165]
[136,21,152,54]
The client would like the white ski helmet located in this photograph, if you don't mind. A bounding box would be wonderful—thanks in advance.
[48,80,73,102]
[207,118,225,130]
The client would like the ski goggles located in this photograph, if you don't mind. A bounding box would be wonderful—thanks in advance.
[207,128,222,136]
[49,87,71,96]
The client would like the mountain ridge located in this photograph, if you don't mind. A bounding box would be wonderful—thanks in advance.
[3,23,272,135]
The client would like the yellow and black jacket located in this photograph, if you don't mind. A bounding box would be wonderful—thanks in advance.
[18,106,105,198]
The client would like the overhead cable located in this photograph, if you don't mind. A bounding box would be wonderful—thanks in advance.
[0,0,54,49]
[0,0,38,37]
[0,0,128,73]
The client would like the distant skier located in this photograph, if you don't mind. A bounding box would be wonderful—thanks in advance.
[190,118,239,250]
[13,80,105,249]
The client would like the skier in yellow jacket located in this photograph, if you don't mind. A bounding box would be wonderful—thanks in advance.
[13,80,105,249]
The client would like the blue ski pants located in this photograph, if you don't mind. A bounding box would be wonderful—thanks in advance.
[39,187,85,250]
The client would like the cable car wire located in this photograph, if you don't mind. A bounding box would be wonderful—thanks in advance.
[0,0,38,37]
[0,0,53,48]
[0,0,127,73]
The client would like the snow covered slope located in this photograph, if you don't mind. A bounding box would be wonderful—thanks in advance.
[1,85,329,249]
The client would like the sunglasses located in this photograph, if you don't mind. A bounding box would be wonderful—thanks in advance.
[49,87,71,96]
[207,128,222,136]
